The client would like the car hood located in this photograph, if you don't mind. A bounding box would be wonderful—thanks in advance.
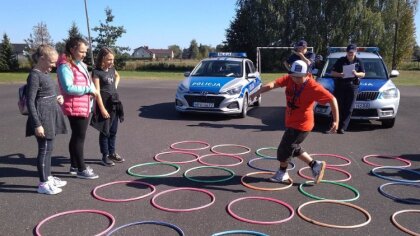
[187,76,239,93]
[317,77,391,92]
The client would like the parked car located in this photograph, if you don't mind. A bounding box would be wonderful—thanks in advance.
[314,47,400,128]
[175,52,262,117]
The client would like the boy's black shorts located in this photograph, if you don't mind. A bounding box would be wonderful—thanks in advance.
[277,128,309,162]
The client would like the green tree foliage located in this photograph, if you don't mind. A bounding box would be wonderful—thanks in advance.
[226,0,417,70]
[92,7,130,69]
[168,44,182,59]
[188,39,200,59]
[0,33,19,71]
[56,22,85,54]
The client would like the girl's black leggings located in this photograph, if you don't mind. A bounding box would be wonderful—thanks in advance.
[36,137,54,182]
[68,116,90,172]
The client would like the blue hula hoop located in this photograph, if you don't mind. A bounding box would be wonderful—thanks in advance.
[106,220,184,236]
[378,182,420,204]
[247,157,295,172]
[212,230,269,236]
[371,166,420,183]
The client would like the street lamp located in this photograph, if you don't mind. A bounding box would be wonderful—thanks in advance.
[84,0,95,67]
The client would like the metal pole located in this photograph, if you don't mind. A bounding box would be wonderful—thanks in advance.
[84,0,95,67]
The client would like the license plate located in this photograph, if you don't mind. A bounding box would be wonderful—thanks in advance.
[193,102,214,108]
[354,103,370,109]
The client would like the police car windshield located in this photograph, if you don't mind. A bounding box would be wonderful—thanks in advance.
[191,60,242,77]
[323,58,387,79]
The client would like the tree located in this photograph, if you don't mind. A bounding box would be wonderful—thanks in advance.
[168,44,182,59]
[24,22,54,65]
[92,7,129,69]
[188,39,199,59]
[0,33,19,71]
[56,22,85,54]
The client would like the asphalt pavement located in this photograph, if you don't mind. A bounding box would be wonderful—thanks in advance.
[0,79,419,236]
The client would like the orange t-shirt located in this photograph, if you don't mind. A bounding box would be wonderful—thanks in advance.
[275,74,334,131]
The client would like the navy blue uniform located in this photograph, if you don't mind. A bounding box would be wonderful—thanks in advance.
[287,52,316,70]
[332,56,365,131]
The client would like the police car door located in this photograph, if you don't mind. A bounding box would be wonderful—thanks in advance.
[246,60,260,96]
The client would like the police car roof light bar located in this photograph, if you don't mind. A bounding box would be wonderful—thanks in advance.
[327,47,379,54]
[209,52,247,58]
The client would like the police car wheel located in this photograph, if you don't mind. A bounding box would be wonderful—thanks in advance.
[253,95,261,106]
[240,96,248,118]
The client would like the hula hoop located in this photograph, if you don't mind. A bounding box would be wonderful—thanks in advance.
[35,209,115,236]
[211,144,251,155]
[299,180,360,202]
[170,140,210,151]
[227,196,294,225]
[391,209,420,236]
[371,166,420,183]
[106,221,184,236]
[379,182,420,204]
[298,166,352,182]
[310,154,352,167]
[247,158,295,172]
[154,150,199,164]
[212,230,269,236]
[184,166,235,183]
[255,147,277,159]
[198,153,243,167]
[241,172,293,191]
[127,162,180,178]
[151,187,215,212]
[92,180,156,202]
[297,200,371,229]
[363,154,411,167]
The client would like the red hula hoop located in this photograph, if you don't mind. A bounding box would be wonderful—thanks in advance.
[362,154,411,167]
[35,209,115,236]
[211,144,251,155]
[227,196,294,225]
[198,153,244,167]
[151,187,215,212]
[298,166,352,182]
[170,140,210,151]
[92,180,156,202]
[310,154,352,167]
[154,150,199,164]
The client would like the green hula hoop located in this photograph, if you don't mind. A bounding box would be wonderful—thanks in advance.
[255,147,277,159]
[184,166,235,183]
[299,180,360,202]
[127,162,180,178]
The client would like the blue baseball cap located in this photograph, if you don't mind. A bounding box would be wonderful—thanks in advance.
[346,44,357,52]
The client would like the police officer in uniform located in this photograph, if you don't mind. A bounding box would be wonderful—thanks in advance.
[284,40,316,71]
[329,44,365,134]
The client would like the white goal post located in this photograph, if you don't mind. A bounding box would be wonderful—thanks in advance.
[256,47,314,73]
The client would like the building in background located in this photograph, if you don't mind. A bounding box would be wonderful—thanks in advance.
[132,46,174,60]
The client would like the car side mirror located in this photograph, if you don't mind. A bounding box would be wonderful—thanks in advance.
[390,70,399,78]
[184,71,191,77]
[247,72,257,79]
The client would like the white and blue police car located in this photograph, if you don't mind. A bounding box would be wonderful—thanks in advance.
[315,47,400,128]
[175,52,262,117]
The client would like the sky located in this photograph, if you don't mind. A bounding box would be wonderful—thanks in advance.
[0,0,237,52]
[1,0,420,53]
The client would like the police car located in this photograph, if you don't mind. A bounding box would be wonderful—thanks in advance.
[175,52,262,117]
[315,47,400,128]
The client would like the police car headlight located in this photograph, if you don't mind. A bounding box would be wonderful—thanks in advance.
[225,85,242,95]
[177,84,188,93]
[381,88,398,99]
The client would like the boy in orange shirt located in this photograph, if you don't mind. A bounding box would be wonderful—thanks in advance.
[251,60,339,183]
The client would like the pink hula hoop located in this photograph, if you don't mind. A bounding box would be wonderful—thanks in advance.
[298,166,352,182]
[310,154,352,167]
[362,154,411,167]
[154,150,199,164]
[227,196,294,225]
[92,180,156,202]
[170,140,210,151]
[198,153,244,167]
[35,209,115,236]
[151,187,215,212]
[211,144,251,155]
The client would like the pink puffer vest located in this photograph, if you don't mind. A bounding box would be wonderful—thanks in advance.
[57,54,92,117]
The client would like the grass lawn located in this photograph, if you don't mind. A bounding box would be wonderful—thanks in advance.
[1,70,419,86]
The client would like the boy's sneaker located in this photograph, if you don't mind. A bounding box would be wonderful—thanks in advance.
[311,160,326,184]
[269,169,290,183]
[101,155,115,167]
[109,153,125,163]
[77,166,99,179]
[37,182,62,195]
[48,176,67,188]
[69,167,77,175]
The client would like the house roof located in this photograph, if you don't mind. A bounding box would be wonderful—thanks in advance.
[0,43,26,54]
[133,46,172,55]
